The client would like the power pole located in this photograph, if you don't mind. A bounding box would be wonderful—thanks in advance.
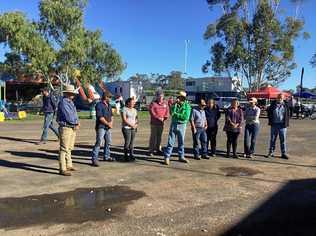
[184,40,190,75]
[299,67,304,102]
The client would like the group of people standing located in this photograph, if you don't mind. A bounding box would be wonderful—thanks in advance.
[39,86,290,176]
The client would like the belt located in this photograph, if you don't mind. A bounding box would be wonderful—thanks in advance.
[60,124,76,128]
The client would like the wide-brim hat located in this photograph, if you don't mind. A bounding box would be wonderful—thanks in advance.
[178,91,187,98]
[63,85,78,94]
[249,97,257,103]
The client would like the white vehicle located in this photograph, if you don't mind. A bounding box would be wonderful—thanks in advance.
[105,81,143,102]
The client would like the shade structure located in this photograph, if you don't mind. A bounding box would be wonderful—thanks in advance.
[293,91,316,99]
[247,86,291,99]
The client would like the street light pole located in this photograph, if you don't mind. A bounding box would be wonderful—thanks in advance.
[184,40,190,75]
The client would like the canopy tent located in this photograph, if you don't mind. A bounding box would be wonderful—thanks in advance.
[293,91,316,99]
[247,86,291,99]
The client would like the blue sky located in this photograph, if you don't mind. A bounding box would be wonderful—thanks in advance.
[0,0,315,90]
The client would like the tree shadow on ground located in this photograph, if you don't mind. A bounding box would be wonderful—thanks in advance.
[220,178,316,236]
[0,159,59,175]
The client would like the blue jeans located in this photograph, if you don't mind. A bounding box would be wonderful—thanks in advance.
[269,125,287,155]
[164,122,187,159]
[244,123,260,155]
[193,127,208,157]
[92,128,112,161]
[41,112,59,141]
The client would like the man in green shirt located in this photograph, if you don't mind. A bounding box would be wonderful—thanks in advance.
[164,91,191,165]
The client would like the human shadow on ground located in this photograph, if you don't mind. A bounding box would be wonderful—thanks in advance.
[0,159,59,175]
[0,136,39,144]
[221,178,316,236]
[127,146,316,169]
[5,151,92,167]
[76,144,316,169]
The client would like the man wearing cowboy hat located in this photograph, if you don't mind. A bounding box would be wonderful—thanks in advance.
[244,97,261,158]
[56,84,80,176]
[164,91,191,165]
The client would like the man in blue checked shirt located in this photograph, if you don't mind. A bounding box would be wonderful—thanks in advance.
[56,85,80,176]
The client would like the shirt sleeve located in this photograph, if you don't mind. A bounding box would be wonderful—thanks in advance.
[256,107,261,120]
[149,102,159,119]
[164,103,169,119]
[95,103,103,119]
[190,109,195,122]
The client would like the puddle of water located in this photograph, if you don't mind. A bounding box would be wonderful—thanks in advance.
[220,167,262,177]
[0,186,145,229]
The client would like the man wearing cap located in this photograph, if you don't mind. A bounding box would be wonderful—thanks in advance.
[91,92,114,166]
[56,85,80,176]
[38,88,59,144]
[148,90,169,156]
[267,93,290,159]
[244,97,261,158]
[190,98,208,160]
[164,91,191,165]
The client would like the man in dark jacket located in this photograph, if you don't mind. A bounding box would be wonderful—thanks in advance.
[267,93,290,159]
[91,92,114,166]
[205,99,221,157]
[38,88,59,144]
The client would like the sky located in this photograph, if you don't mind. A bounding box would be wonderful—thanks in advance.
[0,0,315,90]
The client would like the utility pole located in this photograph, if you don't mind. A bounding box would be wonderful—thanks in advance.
[184,40,190,75]
[299,67,304,101]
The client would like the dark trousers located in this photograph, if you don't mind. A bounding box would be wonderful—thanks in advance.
[244,123,260,155]
[289,107,293,118]
[122,128,136,159]
[192,127,208,157]
[226,131,240,155]
[206,126,218,155]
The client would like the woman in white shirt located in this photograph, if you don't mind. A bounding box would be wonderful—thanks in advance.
[121,97,138,161]
[244,97,261,158]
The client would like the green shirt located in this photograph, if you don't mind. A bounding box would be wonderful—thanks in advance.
[171,101,191,124]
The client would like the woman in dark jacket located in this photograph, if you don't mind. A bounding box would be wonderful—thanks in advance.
[205,99,221,157]
[223,99,244,158]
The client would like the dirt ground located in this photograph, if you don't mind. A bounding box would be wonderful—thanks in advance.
[0,115,315,236]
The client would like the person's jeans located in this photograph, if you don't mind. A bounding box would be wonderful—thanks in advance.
[122,128,136,158]
[164,122,187,159]
[269,125,287,155]
[244,123,260,155]
[192,127,208,157]
[206,126,218,155]
[149,124,164,153]
[59,127,76,171]
[92,128,112,162]
[41,112,59,141]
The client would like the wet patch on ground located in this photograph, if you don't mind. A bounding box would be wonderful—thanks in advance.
[220,167,262,177]
[0,186,145,229]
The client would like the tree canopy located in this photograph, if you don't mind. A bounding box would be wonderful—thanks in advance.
[0,0,125,87]
[203,0,308,91]
[128,71,184,90]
